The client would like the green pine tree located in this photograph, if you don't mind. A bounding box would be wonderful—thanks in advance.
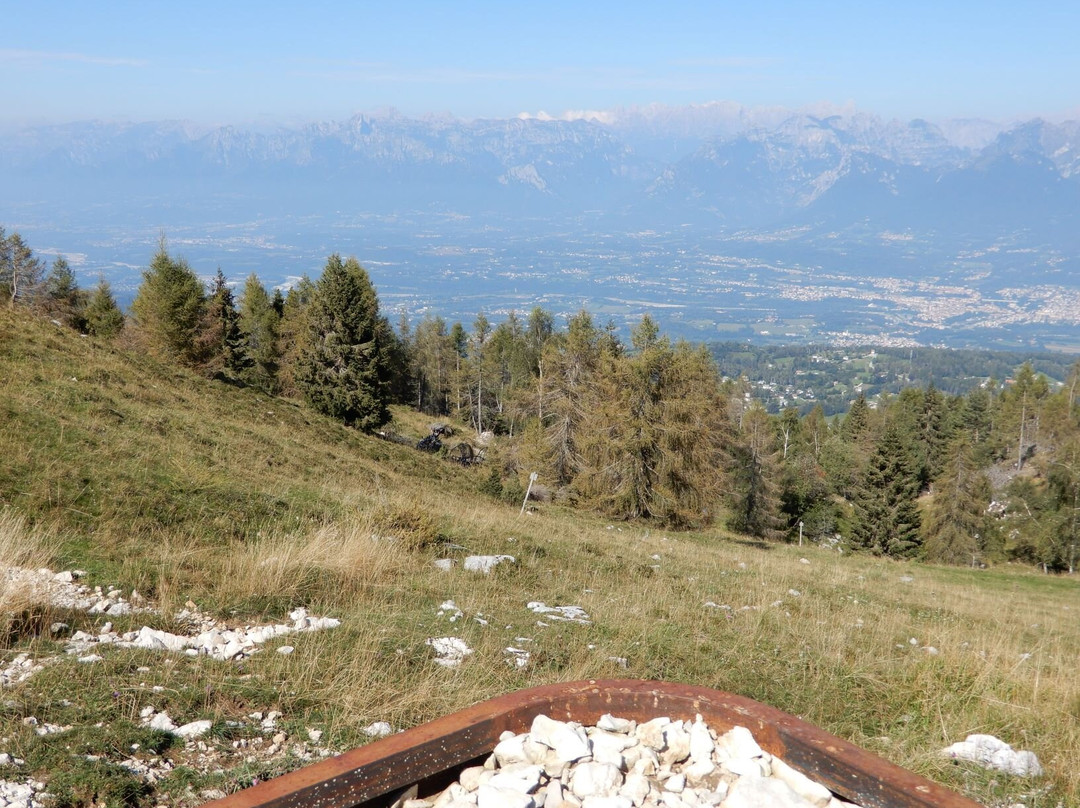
[296,255,390,431]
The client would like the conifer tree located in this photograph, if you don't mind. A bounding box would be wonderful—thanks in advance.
[923,436,992,564]
[195,269,248,377]
[131,242,205,364]
[42,256,86,329]
[238,273,280,393]
[295,255,389,430]
[728,404,785,539]
[276,275,316,398]
[850,428,922,557]
[83,277,125,338]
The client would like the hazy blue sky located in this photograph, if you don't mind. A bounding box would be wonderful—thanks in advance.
[3,1,1078,125]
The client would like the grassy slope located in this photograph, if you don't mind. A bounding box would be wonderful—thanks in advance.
[1,307,1077,807]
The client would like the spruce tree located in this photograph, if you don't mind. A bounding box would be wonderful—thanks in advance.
[850,428,922,557]
[238,273,280,393]
[296,255,390,430]
[83,277,125,338]
[196,269,248,378]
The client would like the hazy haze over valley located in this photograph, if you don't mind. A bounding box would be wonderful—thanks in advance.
[4,1,1080,350]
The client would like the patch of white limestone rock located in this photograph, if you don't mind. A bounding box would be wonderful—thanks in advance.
[403,713,860,808]
[0,566,345,805]
[1,566,341,679]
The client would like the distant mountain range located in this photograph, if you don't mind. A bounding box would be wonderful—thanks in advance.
[3,105,1078,242]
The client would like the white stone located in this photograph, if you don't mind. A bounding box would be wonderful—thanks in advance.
[635,717,671,750]
[307,728,323,743]
[494,735,530,767]
[426,637,473,667]
[459,766,487,791]
[464,555,516,573]
[683,759,715,785]
[433,784,469,808]
[688,718,714,764]
[488,765,543,794]
[531,715,591,763]
[714,726,763,762]
[581,797,632,808]
[477,784,534,808]
[663,774,685,793]
[277,645,295,655]
[659,722,691,767]
[543,780,565,808]
[175,720,213,739]
[597,714,634,734]
[724,758,768,778]
[941,734,1042,777]
[363,721,394,737]
[434,559,455,571]
[148,712,177,732]
[76,654,103,663]
[526,602,592,624]
[769,758,833,807]
[619,771,651,806]
[720,776,817,807]
[570,762,623,799]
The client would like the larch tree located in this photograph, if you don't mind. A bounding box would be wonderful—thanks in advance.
[131,242,206,364]
[1,230,44,306]
[923,436,992,565]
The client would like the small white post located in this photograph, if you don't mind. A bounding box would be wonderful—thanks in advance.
[520,472,538,516]
[798,521,804,547]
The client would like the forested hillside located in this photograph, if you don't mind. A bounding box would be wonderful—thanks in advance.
[4,229,1079,571]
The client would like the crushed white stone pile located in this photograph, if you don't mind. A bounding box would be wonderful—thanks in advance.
[941,734,1042,777]
[0,779,49,808]
[405,713,861,808]
[65,606,341,663]
[1,564,342,678]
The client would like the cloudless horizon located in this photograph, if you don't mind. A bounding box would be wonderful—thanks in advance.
[3,1,1080,127]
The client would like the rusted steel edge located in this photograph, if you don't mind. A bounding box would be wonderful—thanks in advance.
[203,679,981,808]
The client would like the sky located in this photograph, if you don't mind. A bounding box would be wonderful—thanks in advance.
[3,1,1079,126]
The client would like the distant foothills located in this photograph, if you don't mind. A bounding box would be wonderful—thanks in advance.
[4,229,1079,574]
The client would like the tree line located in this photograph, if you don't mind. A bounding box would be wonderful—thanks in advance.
[4,230,1079,572]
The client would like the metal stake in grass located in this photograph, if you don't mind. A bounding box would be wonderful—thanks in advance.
[521,472,538,516]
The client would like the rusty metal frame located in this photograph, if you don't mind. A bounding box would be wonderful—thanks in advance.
[204,679,981,808]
